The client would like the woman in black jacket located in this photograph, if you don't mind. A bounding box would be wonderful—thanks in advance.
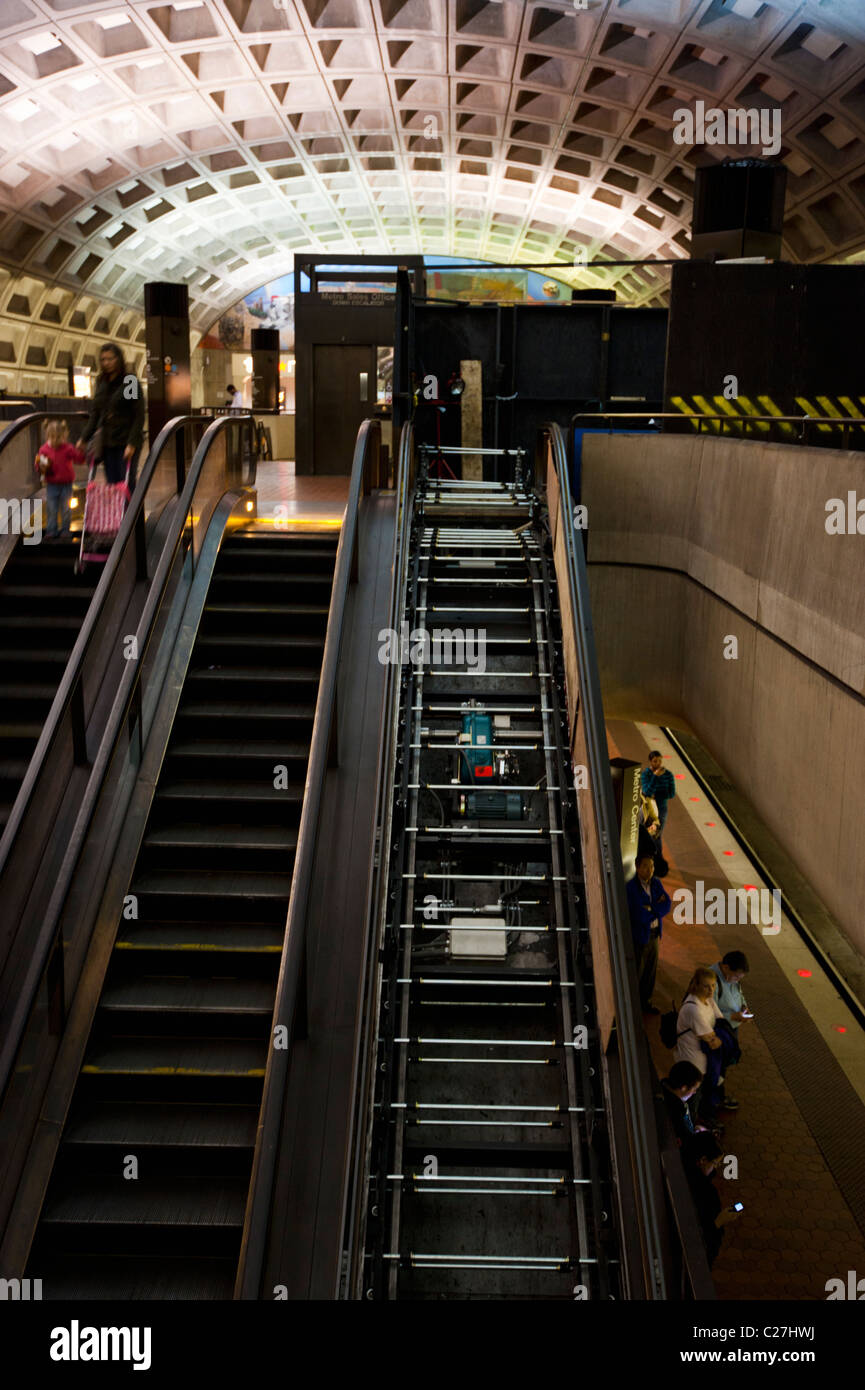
[78,342,145,489]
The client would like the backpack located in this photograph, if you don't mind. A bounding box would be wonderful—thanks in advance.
[660,999,692,1049]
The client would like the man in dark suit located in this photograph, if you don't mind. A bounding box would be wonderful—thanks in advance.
[626,852,672,1014]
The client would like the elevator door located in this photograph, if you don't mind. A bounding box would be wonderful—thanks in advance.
[313,344,375,475]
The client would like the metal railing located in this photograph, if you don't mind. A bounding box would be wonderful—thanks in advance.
[0,413,256,1260]
[337,420,416,1299]
[538,420,714,1299]
[570,409,865,448]
[235,417,383,1298]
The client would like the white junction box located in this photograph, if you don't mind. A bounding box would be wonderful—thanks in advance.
[449,915,507,959]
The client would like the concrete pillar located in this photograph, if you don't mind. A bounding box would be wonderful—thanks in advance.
[144,282,191,444]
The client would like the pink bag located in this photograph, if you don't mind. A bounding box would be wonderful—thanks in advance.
[85,480,130,535]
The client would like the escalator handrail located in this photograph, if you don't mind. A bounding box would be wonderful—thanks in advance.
[0,412,254,1107]
[0,414,212,876]
[336,419,416,1297]
[540,420,670,1299]
[0,408,90,456]
[236,417,382,1299]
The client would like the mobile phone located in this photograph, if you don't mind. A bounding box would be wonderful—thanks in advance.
[741,1010,754,1018]
[732,1202,744,1212]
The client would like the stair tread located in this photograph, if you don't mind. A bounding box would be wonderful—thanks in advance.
[0,681,57,699]
[81,1036,267,1077]
[187,666,320,683]
[100,976,274,1014]
[42,1175,248,1227]
[132,869,291,897]
[28,1255,235,1300]
[116,922,283,953]
[177,701,315,720]
[0,584,92,600]
[155,780,303,801]
[167,741,310,759]
[204,602,329,615]
[63,1102,259,1149]
[144,822,299,850]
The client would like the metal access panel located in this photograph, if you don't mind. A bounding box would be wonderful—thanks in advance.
[449,915,507,959]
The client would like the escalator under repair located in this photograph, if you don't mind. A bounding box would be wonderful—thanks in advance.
[360,474,620,1299]
[26,531,337,1299]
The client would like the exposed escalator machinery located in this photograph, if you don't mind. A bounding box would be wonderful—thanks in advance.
[360,468,620,1299]
[26,532,337,1299]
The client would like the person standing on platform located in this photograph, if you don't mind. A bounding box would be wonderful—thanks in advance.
[641,750,676,837]
[660,1061,704,1146]
[626,852,672,1014]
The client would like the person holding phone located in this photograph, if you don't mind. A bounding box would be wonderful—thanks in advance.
[684,1131,742,1266]
[674,968,731,1119]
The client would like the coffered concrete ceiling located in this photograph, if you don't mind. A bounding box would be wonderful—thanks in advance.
[1,0,865,347]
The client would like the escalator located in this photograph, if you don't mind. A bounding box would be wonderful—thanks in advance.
[26,532,338,1299]
[0,539,99,833]
[358,475,617,1298]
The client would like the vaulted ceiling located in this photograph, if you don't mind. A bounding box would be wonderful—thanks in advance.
[1,0,865,353]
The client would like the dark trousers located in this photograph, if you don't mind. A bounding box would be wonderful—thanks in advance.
[636,933,659,1009]
[103,445,139,490]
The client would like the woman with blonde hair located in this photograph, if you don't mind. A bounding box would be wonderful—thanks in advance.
[673,967,731,1120]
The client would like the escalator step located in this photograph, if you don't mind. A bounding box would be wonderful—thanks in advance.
[115,922,283,954]
[81,1036,267,1078]
[32,1254,236,1301]
[41,1175,247,1228]
[62,1101,259,1149]
[115,922,283,956]
[143,823,298,852]
[154,781,304,804]
[131,869,292,899]
[99,975,274,1015]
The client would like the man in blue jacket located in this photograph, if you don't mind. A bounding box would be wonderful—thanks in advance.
[626,852,672,1013]
[640,749,676,835]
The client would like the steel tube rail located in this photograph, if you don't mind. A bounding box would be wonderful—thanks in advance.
[541,420,670,1298]
[235,417,381,1299]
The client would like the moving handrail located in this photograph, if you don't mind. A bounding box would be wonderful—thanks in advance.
[0,413,255,1254]
[338,420,415,1298]
[236,417,383,1299]
[538,421,671,1298]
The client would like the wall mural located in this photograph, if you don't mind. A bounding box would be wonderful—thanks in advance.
[198,262,572,354]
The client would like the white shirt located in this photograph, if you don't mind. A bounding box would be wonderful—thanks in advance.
[673,992,723,1074]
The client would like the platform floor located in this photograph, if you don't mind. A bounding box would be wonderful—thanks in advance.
[251,458,348,530]
[609,719,865,1301]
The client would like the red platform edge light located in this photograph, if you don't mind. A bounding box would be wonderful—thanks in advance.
[743,883,757,891]
[834,1026,847,1034]
[723,850,734,857]
[797,969,812,978]
[674,773,685,780]
[705,821,716,827]
[689,796,700,802]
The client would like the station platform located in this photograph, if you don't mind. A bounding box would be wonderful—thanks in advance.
[609,720,865,1301]
[252,459,348,532]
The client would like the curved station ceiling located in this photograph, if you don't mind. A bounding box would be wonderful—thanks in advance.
[2,0,865,374]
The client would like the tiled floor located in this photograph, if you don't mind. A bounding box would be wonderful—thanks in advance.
[250,458,349,531]
[609,719,865,1301]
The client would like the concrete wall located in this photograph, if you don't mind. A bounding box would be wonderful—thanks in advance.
[582,432,865,955]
